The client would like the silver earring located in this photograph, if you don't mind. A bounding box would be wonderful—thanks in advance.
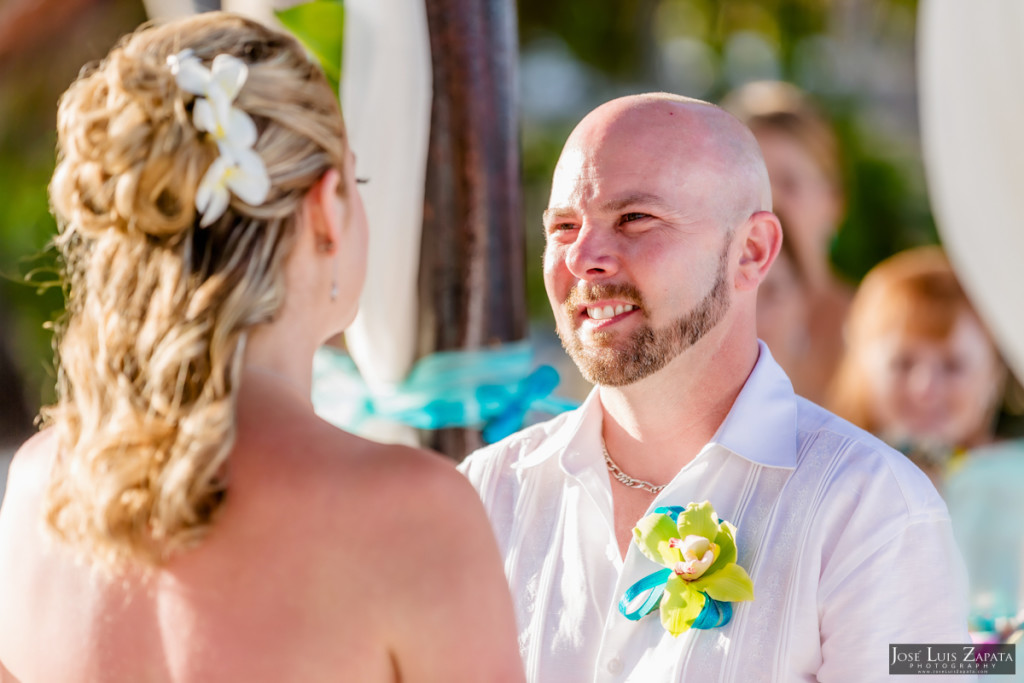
[320,240,339,301]
[330,252,339,301]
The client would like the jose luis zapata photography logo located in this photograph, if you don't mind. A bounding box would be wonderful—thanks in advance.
[890,644,1016,675]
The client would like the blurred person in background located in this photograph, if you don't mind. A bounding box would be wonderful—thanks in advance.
[944,414,1024,642]
[723,81,851,404]
[828,246,1007,480]
[828,246,1023,640]
[754,209,810,391]
[0,13,523,682]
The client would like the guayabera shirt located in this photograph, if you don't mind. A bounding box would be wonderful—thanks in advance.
[460,342,971,683]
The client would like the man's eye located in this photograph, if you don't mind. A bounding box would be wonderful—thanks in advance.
[548,222,578,232]
[621,212,648,223]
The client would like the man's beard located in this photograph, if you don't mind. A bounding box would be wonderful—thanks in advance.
[557,243,731,387]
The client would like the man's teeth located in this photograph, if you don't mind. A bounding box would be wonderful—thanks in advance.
[587,304,636,320]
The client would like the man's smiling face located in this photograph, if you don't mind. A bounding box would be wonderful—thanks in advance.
[542,99,749,387]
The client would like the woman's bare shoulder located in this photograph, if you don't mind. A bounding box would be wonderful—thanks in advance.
[3,429,56,502]
[9,428,55,462]
[296,430,523,681]
[230,413,484,536]
[305,424,482,519]
[266,421,496,569]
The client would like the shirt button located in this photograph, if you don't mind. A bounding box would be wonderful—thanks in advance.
[607,657,623,675]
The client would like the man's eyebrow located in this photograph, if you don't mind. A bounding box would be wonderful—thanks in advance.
[601,193,671,212]
[542,207,575,223]
[543,193,672,223]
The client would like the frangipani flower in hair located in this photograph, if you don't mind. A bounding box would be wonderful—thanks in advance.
[167,50,270,226]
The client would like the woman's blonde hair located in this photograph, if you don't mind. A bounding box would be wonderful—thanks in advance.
[827,246,1005,435]
[42,11,348,568]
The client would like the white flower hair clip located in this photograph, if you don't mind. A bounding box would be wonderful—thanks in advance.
[167,49,271,227]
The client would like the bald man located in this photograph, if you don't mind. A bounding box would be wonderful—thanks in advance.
[459,94,970,682]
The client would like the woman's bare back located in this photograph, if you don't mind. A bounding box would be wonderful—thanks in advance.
[0,387,523,682]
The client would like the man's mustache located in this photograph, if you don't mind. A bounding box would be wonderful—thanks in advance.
[564,282,645,312]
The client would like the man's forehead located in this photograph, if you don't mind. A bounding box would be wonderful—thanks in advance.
[553,120,716,184]
[547,144,700,209]
[549,161,652,206]
[548,100,771,215]
[570,98,720,151]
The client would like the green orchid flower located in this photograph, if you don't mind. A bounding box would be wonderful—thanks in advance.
[632,501,755,636]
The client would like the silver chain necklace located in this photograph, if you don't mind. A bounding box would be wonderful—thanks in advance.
[601,443,667,494]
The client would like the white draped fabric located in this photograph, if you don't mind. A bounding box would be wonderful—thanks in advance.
[338,0,432,390]
[141,0,197,20]
[918,0,1024,382]
[221,0,298,27]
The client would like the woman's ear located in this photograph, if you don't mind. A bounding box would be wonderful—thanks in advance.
[735,210,783,292]
[302,167,344,253]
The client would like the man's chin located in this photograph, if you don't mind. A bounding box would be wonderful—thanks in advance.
[558,327,665,386]
[567,347,661,387]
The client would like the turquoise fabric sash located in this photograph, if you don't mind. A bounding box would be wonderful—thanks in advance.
[312,342,578,442]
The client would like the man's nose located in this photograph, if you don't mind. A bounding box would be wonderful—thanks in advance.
[565,224,619,280]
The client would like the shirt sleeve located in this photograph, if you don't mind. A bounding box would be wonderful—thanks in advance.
[457,447,495,502]
[816,510,974,682]
[456,443,519,558]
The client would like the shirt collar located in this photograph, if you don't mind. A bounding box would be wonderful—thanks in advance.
[708,340,798,469]
[515,340,798,470]
[513,389,603,470]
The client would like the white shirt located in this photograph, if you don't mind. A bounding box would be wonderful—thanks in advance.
[460,343,971,682]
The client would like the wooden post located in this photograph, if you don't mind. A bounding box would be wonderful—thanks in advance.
[419,0,526,459]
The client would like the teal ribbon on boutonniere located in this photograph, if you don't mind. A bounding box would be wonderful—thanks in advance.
[619,502,754,636]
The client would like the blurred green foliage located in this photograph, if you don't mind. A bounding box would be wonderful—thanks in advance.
[0,0,147,418]
[831,113,940,282]
[0,128,63,406]
[274,0,344,95]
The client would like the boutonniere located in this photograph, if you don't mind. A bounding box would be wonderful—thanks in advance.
[619,501,754,636]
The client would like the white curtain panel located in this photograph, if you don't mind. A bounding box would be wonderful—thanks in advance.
[141,0,195,20]
[919,0,1024,381]
[340,0,432,390]
[221,0,291,26]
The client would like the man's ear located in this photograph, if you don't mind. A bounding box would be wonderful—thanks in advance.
[302,167,344,253]
[734,210,782,292]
